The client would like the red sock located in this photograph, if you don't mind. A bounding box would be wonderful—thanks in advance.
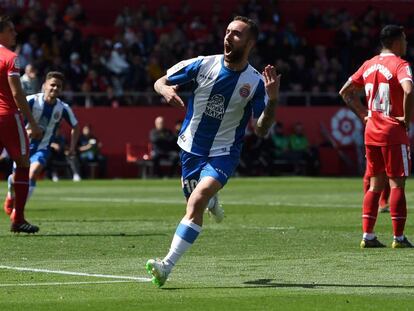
[12,167,29,223]
[389,187,407,237]
[379,182,390,207]
[363,174,370,194]
[362,190,381,233]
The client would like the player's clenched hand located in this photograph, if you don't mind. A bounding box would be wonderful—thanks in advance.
[262,65,281,101]
[162,85,185,108]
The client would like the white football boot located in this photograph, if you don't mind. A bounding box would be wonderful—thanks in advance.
[206,194,224,223]
[145,259,171,287]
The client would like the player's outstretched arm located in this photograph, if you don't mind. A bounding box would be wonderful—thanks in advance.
[339,80,367,122]
[255,65,280,137]
[154,75,185,108]
[8,75,42,139]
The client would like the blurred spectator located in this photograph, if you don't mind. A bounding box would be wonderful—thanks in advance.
[270,122,296,175]
[239,123,271,176]
[20,33,42,69]
[289,122,319,175]
[66,52,87,91]
[78,124,106,178]
[271,122,290,162]
[149,116,179,177]
[81,69,109,106]
[106,42,130,95]
[47,126,81,182]
[20,64,40,95]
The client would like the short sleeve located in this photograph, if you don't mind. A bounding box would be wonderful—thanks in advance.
[166,56,204,85]
[397,61,413,84]
[26,95,36,109]
[251,79,267,119]
[62,104,78,128]
[349,63,366,86]
[7,54,20,77]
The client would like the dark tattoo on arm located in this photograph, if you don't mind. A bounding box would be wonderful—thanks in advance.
[256,99,277,137]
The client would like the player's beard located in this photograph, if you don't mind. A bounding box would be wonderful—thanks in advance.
[224,46,245,64]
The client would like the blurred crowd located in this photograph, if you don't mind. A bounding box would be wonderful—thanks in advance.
[2,0,413,107]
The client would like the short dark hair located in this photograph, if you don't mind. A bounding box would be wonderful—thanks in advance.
[380,25,404,48]
[0,15,12,33]
[46,71,65,84]
[233,16,259,41]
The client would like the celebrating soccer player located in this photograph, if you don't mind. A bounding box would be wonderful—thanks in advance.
[4,71,79,230]
[146,16,280,287]
[339,25,414,248]
[0,15,43,234]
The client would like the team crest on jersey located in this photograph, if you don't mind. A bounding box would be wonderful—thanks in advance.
[205,94,225,120]
[406,66,413,77]
[53,111,61,121]
[239,84,251,98]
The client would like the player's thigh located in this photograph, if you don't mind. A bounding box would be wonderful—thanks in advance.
[200,154,240,187]
[30,150,49,179]
[365,145,385,177]
[180,150,206,198]
[189,176,222,205]
[30,149,49,168]
[0,114,29,165]
[383,144,411,178]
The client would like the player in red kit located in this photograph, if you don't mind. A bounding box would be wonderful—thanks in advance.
[340,25,414,248]
[0,15,42,233]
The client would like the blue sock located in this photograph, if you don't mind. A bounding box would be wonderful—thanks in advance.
[163,218,202,268]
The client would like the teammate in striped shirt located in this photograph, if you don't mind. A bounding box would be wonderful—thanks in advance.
[4,71,79,223]
[146,16,280,287]
[0,15,42,233]
[340,25,414,248]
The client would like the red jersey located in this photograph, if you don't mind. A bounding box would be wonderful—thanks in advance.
[350,53,413,146]
[0,44,21,115]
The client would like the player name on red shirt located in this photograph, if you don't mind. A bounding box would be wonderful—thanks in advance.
[351,53,413,146]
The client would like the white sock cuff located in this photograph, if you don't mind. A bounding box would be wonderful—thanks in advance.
[180,218,202,232]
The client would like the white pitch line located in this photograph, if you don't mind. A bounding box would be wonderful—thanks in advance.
[0,280,135,287]
[0,265,151,282]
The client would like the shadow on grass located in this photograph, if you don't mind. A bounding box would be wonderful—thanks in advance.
[243,278,414,289]
[162,279,414,290]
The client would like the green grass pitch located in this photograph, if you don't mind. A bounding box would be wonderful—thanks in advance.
[0,177,413,310]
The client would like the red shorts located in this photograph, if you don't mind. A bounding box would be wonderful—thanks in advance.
[365,144,411,178]
[0,113,29,160]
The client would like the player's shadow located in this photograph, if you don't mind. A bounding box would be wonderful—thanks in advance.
[162,279,414,290]
[242,278,414,289]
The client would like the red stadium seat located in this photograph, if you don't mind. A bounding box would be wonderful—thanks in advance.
[126,143,152,178]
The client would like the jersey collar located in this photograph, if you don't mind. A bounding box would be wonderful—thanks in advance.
[379,52,396,57]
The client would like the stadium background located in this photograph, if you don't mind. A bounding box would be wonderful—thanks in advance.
[3,0,414,178]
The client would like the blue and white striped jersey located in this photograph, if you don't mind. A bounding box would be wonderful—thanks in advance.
[167,54,267,157]
[27,93,78,152]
